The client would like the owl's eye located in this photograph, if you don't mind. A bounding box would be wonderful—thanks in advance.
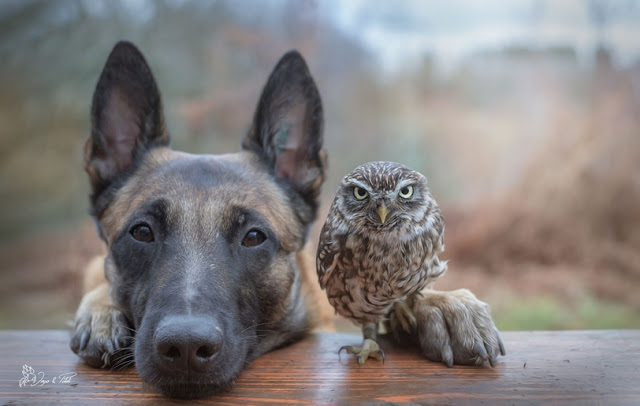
[353,187,368,200]
[399,185,414,199]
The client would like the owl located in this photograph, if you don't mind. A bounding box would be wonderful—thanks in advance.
[316,161,447,364]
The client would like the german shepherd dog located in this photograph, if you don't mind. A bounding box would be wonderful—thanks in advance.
[70,41,327,398]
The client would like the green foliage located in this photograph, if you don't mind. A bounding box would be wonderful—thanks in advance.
[493,295,640,331]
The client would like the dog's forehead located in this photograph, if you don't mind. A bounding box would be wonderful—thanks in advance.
[101,148,300,244]
[137,149,275,202]
[155,151,258,190]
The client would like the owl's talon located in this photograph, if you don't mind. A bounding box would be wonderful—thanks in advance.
[338,339,384,365]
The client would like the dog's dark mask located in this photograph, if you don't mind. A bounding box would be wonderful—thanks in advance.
[84,41,325,398]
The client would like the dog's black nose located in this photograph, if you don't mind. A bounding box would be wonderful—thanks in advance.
[154,315,223,373]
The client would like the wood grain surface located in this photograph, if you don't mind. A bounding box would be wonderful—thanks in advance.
[1,330,638,405]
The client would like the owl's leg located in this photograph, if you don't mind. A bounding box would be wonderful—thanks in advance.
[339,323,385,365]
[393,300,417,333]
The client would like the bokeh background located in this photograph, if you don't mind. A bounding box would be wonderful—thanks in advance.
[1,0,639,331]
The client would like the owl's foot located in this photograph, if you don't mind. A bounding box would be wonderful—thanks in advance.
[339,338,385,365]
[393,300,417,333]
[339,323,384,365]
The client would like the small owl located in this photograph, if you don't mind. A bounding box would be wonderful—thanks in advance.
[317,161,447,364]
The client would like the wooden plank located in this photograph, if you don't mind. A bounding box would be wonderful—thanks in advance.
[1,330,638,405]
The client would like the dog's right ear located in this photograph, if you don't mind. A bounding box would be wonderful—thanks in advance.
[85,41,169,207]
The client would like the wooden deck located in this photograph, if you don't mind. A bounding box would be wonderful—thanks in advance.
[1,330,639,405]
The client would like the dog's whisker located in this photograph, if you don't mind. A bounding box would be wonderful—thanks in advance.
[238,322,274,335]
[112,358,136,371]
[120,325,138,334]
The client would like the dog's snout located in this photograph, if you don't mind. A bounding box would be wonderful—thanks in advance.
[154,315,223,373]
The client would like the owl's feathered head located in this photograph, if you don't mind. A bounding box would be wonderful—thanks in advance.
[336,161,436,231]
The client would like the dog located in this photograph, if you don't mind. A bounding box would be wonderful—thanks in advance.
[70,41,329,398]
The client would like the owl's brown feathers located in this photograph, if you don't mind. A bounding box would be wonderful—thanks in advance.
[316,161,447,325]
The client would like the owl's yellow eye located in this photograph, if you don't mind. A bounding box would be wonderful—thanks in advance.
[353,187,368,200]
[399,185,414,199]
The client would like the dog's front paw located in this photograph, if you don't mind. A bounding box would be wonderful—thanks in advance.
[70,285,132,368]
[395,289,505,367]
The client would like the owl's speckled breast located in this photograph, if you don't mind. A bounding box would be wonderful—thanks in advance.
[325,231,446,324]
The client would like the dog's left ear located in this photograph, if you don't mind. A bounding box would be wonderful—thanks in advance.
[243,50,326,225]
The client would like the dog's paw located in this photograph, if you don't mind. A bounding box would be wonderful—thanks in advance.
[393,289,505,367]
[70,291,132,368]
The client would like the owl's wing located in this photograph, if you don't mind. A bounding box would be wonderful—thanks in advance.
[417,208,448,283]
[315,223,344,290]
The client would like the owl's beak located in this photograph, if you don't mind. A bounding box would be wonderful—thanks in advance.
[376,203,390,224]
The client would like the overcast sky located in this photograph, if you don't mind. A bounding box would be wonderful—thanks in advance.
[5,0,637,75]
[319,0,640,74]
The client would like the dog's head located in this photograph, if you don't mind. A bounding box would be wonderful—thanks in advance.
[85,41,325,398]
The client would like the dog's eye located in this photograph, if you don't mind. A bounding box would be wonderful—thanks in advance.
[131,223,154,243]
[242,229,266,247]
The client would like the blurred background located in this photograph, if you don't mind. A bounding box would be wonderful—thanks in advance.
[1,0,639,331]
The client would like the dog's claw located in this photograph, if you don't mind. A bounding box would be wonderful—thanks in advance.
[498,334,506,356]
[79,330,90,351]
[473,339,488,363]
[105,338,115,354]
[442,345,454,368]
